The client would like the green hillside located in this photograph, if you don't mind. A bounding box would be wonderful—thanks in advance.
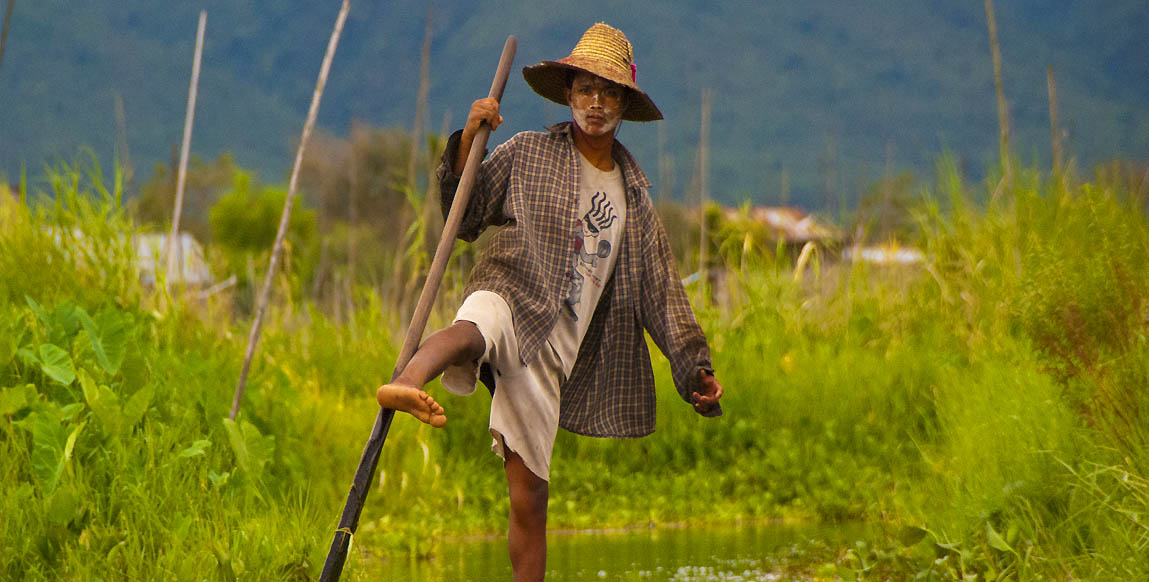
[1,0,1146,207]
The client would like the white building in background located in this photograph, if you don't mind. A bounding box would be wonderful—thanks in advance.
[133,232,213,287]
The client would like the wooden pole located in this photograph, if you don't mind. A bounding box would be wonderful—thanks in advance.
[0,0,14,71]
[167,11,206,288]
[114,92,135,196]
[407,3,433,192]
[230,0,351,420]
[698,88,711,298]
[318,36,517,582]
[1047,65,1063,180]
[984,0,1012,188]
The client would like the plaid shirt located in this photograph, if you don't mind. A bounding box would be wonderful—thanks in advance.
[437,122,721,437]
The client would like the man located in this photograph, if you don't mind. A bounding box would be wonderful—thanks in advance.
[376,22,723,581]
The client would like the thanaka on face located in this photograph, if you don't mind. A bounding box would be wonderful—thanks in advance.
[567,72,626,138]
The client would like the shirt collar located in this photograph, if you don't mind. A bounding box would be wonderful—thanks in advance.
[547,122,652,190]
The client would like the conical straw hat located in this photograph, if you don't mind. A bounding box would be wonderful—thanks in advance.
[522,22,662,122]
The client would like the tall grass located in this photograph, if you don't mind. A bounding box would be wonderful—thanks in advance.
[1,154,1147,580]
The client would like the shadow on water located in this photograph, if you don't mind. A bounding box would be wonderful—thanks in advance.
[373,521,870,580]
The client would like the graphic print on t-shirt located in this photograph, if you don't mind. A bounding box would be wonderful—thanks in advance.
[565,190,618,319]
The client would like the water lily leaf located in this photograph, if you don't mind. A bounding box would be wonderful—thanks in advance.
[38,343,76,385]
[178,439,212,458]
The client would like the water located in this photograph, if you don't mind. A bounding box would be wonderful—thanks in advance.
[371,522,867,580]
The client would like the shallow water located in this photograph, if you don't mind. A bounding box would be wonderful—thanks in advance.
[371,522,867,581]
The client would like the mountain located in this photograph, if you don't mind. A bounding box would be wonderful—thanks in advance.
[1,1,1146,208]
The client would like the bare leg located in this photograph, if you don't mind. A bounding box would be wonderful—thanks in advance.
[505,450,548,581]
[376,321,484,427]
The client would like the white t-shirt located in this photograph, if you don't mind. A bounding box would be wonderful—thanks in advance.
[547,151,627,377]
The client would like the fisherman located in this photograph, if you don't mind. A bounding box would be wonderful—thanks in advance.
[376,22,724,581]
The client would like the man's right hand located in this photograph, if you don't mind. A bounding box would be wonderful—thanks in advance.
[455,97,503,175]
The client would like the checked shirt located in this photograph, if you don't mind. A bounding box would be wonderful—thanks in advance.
[436,122,721,438]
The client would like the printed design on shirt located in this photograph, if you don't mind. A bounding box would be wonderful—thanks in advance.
[565,191,618,319]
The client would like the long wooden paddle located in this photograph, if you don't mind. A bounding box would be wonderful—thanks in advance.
[319,35,517,581]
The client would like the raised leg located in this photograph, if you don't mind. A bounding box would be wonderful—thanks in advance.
[376,320,484,427]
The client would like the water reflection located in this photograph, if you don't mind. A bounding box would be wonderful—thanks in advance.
[375,522,867,580]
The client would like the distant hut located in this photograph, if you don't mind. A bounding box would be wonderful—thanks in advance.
[717,205,843,263]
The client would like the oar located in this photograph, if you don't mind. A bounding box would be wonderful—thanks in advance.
[319,35,517,581]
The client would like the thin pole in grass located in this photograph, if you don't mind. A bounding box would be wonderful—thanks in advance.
[168,11,207,288]
[0,0,14,70]
[1046,65,1063,181]
[319,36,517,581]
[229,0,351,421]
[984,0,1013,197]
[698,88,711,303]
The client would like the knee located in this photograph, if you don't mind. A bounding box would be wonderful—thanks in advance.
[449,320,486,362]
[509,474,548,519]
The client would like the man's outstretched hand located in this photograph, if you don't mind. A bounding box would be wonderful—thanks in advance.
[691,369,723,416]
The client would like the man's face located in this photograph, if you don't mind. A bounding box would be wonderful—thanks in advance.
[567,72,626,137]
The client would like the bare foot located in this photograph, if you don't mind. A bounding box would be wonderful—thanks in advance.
[376,383,447,428]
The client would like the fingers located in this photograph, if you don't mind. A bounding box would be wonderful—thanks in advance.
[467,97,502,132]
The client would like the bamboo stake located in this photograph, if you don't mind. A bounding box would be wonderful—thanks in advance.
[1047,65,1063,180]
[407,3,433,192]
[984,0,1012,190]
[319,36,517,582]
[114,92,135,196]
[229,0,351,421]
[698,88,711,299]
[168,11,206,288]
[0,0,14,71]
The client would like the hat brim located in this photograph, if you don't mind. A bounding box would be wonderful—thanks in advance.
[522,61,663,122]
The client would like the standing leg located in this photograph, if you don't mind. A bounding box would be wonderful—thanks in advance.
[376,320,485,426]
[505,449,548,582]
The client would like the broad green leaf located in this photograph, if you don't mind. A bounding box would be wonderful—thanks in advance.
[897,525,929,547]
[26,296,51,328]
[0,385,31,416]
[986,522,1013,553]
[38,343,76,385]
[78,308,131,375]
[122,383,153,428]
[0,328,15,369]
[76,310,107,372]
[16,411,69,494]
[94,309,131,375]
[223,418,249,474]
[50,302,81,343]
[18,347,40,367]
[45,487,79,526]
[223,418,275,480]
[208,470,231,487]
[79,369,122,436]
[64,421,86,463]
[178,439,212,458]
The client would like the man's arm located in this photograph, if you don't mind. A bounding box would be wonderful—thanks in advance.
[435,98,513,242]
[637,198,724,417]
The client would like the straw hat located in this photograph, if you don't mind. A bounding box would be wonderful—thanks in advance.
[522,22,662,122]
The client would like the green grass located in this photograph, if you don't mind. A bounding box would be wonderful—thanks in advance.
[1,156,1147,580]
